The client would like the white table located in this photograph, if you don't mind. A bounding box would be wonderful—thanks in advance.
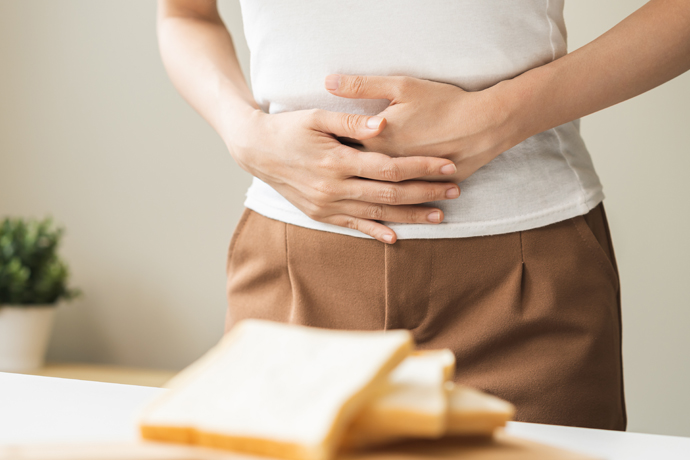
[1,372,689,460]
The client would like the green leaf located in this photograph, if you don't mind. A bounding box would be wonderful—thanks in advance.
[0,216,80,305]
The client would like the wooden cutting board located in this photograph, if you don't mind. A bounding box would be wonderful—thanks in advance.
[0,431,599,460]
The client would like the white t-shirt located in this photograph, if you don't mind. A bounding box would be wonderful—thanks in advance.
[238,0,604,239]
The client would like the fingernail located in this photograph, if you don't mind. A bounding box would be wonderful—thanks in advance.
[427,211,442,223]
[446,187,460,199]
[366,116,384,129]
[441,163,457,175]
[382,234,394,243]
[325,74,340,91]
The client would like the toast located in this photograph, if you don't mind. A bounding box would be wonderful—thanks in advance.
[139,319,413,460]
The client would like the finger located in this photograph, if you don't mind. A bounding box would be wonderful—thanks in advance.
[325,215,398,244]
[309,109,386,141]
[341,201,445,224]
[339,149,458,181]
[325,74,408,101]
[344,178,460,205]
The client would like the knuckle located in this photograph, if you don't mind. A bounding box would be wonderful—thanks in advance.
[305,108,324,126]
[347,76,368,96]
[393,76,412,97]
[312,180,335,197]
[424,161,437,176]
[425,187,441,202]
[378,186,400,204]
[309,183,337,206]
[407,208,422,223]
[304,202,326,220]
[318,155,340,174]
[364,204,385,220]
[347,184,364,201]
[341,112,361,133]
[379,162,403,182]
[312,209,328,220]
[304,209,319,220]
[303,207,320,220]
[344,217,359,231]
[307,191,325,206]
[310,196,327,208]
[400,76,415,90]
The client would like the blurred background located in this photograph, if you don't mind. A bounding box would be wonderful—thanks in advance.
[0,0,688,437]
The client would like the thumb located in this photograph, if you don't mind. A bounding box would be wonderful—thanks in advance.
[325,74,399,101]
[309,110,386,140]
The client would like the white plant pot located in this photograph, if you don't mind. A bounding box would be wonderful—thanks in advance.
[0,305,57,372]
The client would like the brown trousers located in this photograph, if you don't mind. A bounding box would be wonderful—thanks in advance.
[225,204,626,431]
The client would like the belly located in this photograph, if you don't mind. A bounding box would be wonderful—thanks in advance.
[239,0,565,115]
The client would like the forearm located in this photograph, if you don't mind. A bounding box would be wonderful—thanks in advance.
[501,0,690,141]
[156,0,259,147]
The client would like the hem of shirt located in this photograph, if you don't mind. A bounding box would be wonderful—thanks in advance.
[243,190,605,240]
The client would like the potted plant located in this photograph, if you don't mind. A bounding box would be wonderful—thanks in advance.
[0,217,80,372]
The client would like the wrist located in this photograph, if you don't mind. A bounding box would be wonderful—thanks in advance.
[222,107,267,169]
[214,76,265,160]
[486,79,532,152]
[491,64,562,145]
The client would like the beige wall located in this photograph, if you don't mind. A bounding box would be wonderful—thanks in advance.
[0,0,252,370]
[0,0,688,437]
[564,0,690,438]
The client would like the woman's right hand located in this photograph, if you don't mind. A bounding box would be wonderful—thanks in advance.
[226,109,461,244]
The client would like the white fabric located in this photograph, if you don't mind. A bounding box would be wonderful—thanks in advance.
[238,0,604,239]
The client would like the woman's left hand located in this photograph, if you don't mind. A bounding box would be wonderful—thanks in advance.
[325,74,521,183]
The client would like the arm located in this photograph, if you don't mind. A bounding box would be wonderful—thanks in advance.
[157,0,257,148]
[326,0,690,182]
[157,0,461,244]
[505,0,690,142]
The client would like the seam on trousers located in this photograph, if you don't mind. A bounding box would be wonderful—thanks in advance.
[518,231,526,310]
[576,208,627,429]
[601,205,621,277]
[426,242,433,332]
[383,242,389,331]
[284,222,296,324]
[226,208,252,274]
[600,205,628,428]
[572,216,619,290]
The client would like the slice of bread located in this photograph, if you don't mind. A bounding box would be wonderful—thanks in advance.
[139,319,413,460]
[341,351,516,450]
[341,349,456,449]
[446,383,516,435]
[399,349,457,383]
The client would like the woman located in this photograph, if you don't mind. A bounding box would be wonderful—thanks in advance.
[156,0,690,430]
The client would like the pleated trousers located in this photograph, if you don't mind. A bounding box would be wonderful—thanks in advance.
[225,203,626,431]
